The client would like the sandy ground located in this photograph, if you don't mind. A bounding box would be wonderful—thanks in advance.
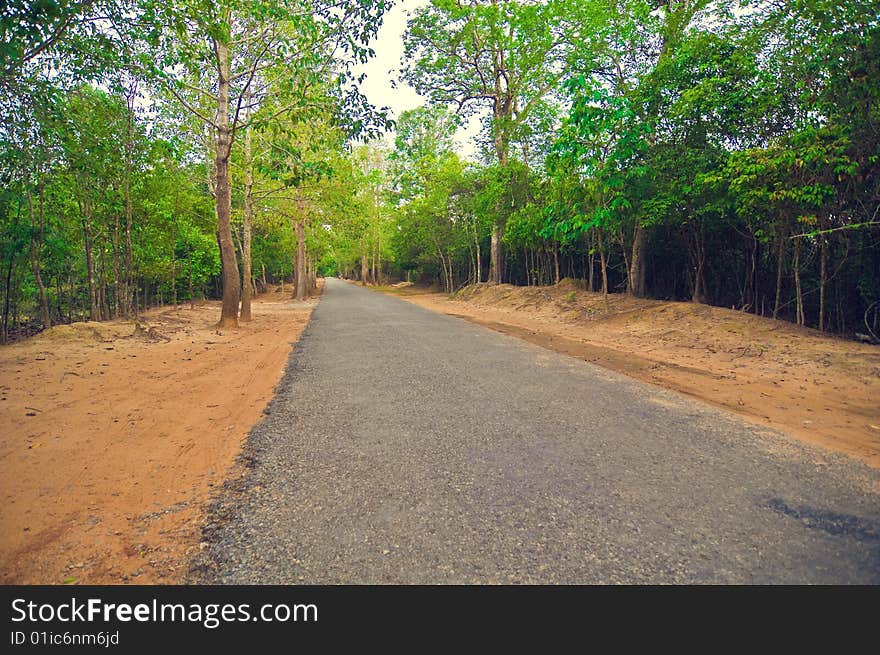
[384,280,880,470]
[0,285,318,584]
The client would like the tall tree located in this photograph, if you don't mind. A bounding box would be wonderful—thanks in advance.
[138,0,391,326]
[402,0,578,284]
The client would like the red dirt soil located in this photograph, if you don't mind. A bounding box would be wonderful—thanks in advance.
[0,285,319,584]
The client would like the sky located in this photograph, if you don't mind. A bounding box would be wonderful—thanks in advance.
[355,0,482,160]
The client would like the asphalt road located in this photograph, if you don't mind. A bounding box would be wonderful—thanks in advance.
[197,278,880,584]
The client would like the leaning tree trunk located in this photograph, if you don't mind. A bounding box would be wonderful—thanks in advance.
[214,38,240,328]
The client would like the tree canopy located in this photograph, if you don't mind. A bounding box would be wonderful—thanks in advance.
[1,0,878,342]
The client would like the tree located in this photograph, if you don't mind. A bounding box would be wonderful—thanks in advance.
[138,0,391,326]
[402,0,579,284]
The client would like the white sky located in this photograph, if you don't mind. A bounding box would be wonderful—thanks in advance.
[355,0,482,160]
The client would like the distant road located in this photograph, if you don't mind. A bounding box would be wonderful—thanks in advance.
[201,278,880,583]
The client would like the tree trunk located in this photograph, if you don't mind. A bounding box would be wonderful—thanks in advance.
[55,275,63,324]
[214,38,240,328]
[488,114,509,284]
[295,204,307,301]
[629,223,647,297]
[240,104,254,322]
[772,221,787,319]
[2,250,14,344]
[742,231,757,311]
[793,237,804,326]
[119,82,138,318]
[438,248,449,293]
[489,223,503,284]
[553,242,560,285]
[238,87,254,321]
[124,170,135,318]
[690,222,706,304]
[82,214,98,322]
[598,229,608,295]
[752,238,760,315]
[112,211,123,316]
[692,254,705,304]
[99,247,110,320]
[819,228,827,332]
[26,188,51,328]
[587,231,595,292]
[170,235,177,309]
[30,241,50,328]
[473,218,481,284]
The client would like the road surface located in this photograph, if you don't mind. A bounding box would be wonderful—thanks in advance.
[198,278,880,583]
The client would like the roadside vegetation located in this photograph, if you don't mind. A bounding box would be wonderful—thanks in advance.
[2,0,878,343]
[1,0,393,340]
[383,0,879,341]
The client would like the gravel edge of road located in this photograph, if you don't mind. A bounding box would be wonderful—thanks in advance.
[186,301,323,584]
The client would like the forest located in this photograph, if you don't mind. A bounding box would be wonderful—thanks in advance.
[2,0,878,343]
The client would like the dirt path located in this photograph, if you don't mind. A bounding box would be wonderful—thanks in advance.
[0,286,318,584]
[386,281,880,470]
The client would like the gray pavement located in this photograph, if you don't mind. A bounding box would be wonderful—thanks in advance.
[196,278,880,584]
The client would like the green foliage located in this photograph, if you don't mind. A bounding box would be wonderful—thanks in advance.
[1,0,878,340]
[392,0,879,332]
